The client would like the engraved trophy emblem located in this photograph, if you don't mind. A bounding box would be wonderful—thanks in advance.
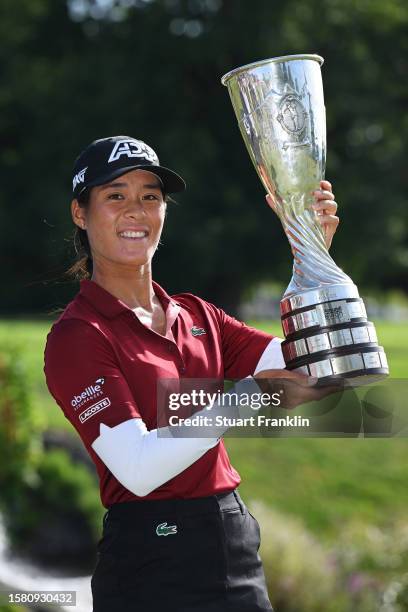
[222,54,389,383]
[277,93,306,136]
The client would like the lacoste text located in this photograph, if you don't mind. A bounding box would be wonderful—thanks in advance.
[79,398,111,423]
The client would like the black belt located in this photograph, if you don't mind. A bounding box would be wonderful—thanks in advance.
[105,489,245,524]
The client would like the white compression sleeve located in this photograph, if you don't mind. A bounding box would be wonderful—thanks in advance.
[253,337,285,373]
[91,377,261,497]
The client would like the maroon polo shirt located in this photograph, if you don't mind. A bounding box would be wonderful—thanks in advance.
[44,279,275,508]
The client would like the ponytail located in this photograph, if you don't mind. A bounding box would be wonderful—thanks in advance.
[66,189,93,280]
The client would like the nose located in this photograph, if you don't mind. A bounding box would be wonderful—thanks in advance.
[124,196,146,217]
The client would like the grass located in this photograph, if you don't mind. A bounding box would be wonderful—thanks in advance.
[228,436,408,539]
[0,318,407,540]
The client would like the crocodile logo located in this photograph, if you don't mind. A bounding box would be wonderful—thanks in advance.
[191,326,206,337]
[156,522,178,536]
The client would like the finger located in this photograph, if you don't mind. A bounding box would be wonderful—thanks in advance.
[316,214,339,227]
[254,369,309,382]
[284,370,309,381]
[279,370,315,385]
[320,179,332,191]
[313,189,335,201]
[312,200,338,214]
[265,194,278,212]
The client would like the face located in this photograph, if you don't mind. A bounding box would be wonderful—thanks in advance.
[71,169,167,271]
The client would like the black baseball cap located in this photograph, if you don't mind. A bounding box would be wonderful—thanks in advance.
[72,135,186,198]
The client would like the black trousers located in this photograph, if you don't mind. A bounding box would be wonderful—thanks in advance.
[91,488,273,611]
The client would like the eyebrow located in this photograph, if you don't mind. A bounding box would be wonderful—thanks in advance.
[99,181,162,192]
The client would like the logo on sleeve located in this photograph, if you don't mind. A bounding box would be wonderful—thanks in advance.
[79,397,111,424]
[73,166,88,190]
[108,139,158,164]
[71,377,105,409]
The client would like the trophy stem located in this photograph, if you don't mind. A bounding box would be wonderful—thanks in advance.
[272,191,354,297]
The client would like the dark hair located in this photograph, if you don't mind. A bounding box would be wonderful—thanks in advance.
[65,186,173,281]
[66,189,93,280]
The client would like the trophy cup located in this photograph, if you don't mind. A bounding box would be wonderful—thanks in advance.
[221,54,389,383]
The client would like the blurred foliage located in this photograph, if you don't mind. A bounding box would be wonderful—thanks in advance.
[251,499,408,612]
[35,448,102,538]
[0,342,102,568]
[0,343,43,505]
[255,502,348,611]
[5,448,103,551]
[0,0,406,314]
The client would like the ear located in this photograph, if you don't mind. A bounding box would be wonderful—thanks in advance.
[71,198,87,230]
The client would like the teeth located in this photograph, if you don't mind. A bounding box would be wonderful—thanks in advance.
[119,231,147,238]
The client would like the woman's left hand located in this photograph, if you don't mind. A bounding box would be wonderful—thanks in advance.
[311,179,339,250]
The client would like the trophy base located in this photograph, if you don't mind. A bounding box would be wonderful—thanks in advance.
[280,284,389,384]
[287,346,388,387]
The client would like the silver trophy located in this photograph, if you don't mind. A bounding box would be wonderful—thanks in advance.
[222,54,388,383]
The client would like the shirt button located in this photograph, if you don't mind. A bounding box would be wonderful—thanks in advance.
[179,366,186,374]
[168,344,175,352]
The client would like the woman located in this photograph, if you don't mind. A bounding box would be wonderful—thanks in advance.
[44,135,339,612]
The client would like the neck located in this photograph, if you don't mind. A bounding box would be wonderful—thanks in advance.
[91,263,156,311]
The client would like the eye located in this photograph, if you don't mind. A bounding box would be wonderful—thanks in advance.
[107,192,124,200]
[143,193,160,201]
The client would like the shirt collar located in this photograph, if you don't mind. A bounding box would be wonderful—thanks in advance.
[79,278,181,320]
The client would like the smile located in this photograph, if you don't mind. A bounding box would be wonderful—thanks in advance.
[118,230,149,240]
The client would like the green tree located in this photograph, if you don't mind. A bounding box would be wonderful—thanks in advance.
[0,0,406,314]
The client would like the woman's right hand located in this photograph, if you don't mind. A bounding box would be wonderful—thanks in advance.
[253,368,337,410]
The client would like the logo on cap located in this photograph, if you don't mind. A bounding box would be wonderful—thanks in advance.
[73,166,88,190]
[108,139,158,165]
